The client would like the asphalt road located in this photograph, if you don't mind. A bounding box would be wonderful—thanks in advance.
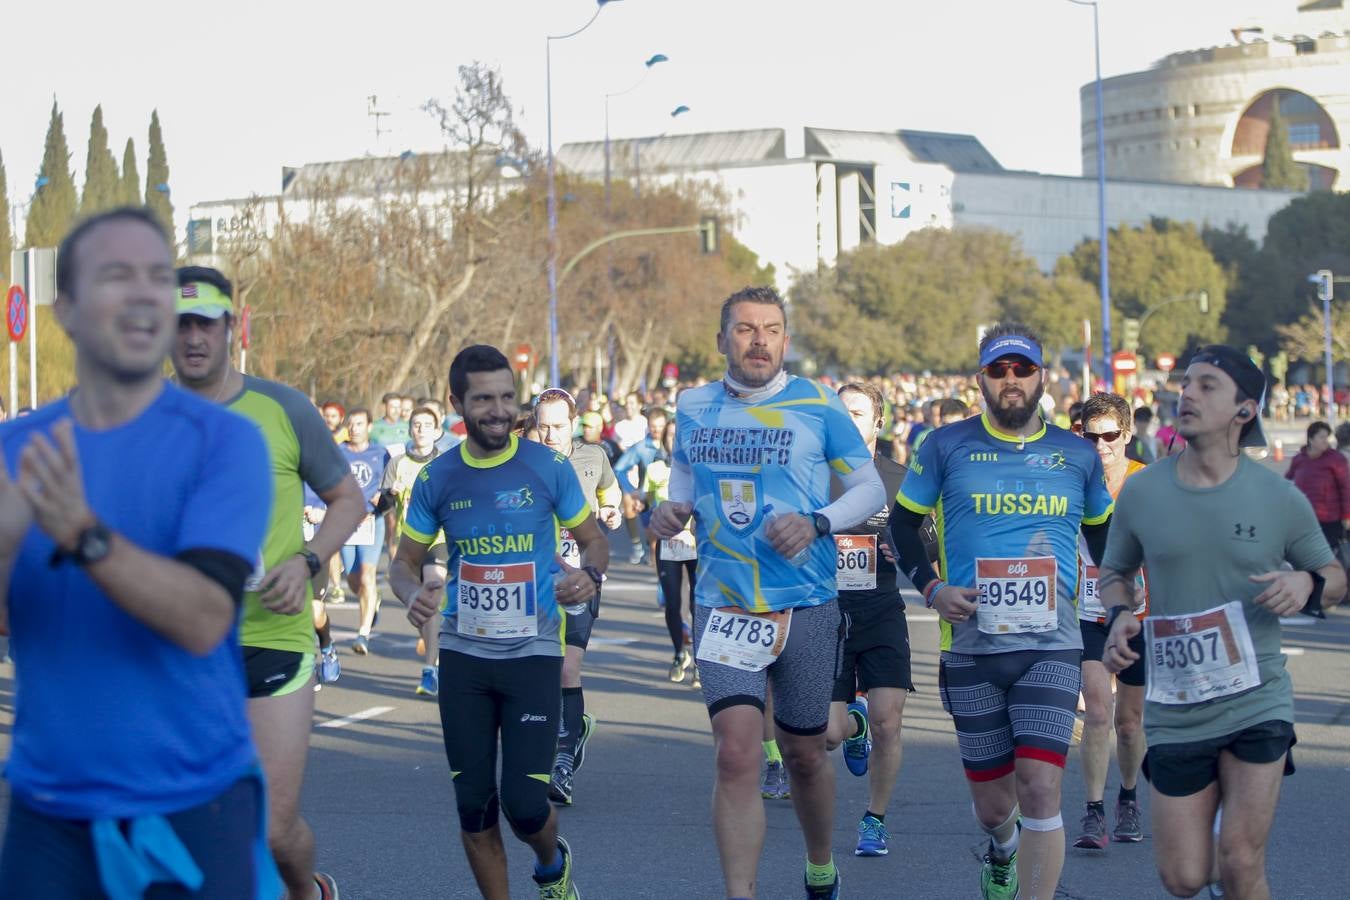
[3,526,1346,899]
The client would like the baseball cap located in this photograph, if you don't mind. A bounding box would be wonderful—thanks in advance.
[579,412,603,428]
[979,333,1044,369]
[176,265,234,320]
[1188,345,1268,448]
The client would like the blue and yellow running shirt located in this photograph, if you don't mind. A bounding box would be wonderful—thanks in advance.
[896,413,1114,655]
[402,434,590,660]
[674,377,873,613]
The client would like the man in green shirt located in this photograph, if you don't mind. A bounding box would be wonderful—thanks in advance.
[1099,345,1345,900]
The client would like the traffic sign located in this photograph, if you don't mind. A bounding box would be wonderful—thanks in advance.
[513,343,533,373]
[1111,351,1138,373]
[1156,352,1176,373]
[240,304,252,350]
[6,286,28,342]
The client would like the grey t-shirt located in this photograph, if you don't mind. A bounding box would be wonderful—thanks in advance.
[1101,455,1333,745]
[569,441,618,511]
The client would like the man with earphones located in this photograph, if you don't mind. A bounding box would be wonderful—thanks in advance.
[1097,345,1345,900]
[172,265,365,900]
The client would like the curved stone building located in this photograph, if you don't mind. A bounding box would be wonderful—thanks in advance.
[1083,1,1350,190]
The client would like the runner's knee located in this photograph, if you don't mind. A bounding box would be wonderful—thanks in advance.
[1158,859,1210,898]
[713,727,762,781]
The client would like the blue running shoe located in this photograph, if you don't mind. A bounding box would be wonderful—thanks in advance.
[416,665,439,696]
[318,646,341,684]
[855,814,889,857]
[843,700,871,777]
[351,634,369,655]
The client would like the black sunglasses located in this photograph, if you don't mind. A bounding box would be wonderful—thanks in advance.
[1083,429,1123,444]
[982,361,1040,379]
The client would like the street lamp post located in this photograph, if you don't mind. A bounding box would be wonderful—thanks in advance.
[546,0,619,388]
[605,53,668,210]
[1069,0,1112,370]
[634,105,690,198]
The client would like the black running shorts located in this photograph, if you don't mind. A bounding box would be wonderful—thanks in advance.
[1142,719,1296,798]
[1080,619,1145,687]
[832,600,915,703]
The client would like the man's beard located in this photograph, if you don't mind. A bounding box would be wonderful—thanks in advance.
[464,414,512,451]
[727,352,781,388]
[981,378,1045,431]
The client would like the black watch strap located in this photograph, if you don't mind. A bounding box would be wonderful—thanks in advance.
[300,549,322,578]
[581,565,606,589]
[812,512,831,536]
[1105,604,1131,630]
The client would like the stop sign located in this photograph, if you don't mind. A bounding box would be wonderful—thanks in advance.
[1156,353,1176,373]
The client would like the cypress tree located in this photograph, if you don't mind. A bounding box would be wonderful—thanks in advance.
[0,150,11,282]
[120,137,141,207]
[25,100,78,248]
[1261,102,1305,191]
[144,110,174,238]
[81,105,122,215]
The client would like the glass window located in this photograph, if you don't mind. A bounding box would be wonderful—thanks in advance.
[1288,122,1321,146]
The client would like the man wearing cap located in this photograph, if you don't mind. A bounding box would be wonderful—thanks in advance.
[889,323,1114,900]
[1098,345,1345,900]
[171,265,365,900]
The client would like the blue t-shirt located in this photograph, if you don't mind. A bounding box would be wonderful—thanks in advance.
[402,435,590,660]
[1,384,272,819]
[342,442,389,503]
[896,413,1114,654]
[673,377,873,613]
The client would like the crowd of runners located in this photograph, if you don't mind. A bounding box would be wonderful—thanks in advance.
[0,206,1344,900]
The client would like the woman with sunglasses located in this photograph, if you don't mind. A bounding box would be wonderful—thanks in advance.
[1072,392,1150,852]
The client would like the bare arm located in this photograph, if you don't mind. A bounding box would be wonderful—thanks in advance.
[390,534,431,607]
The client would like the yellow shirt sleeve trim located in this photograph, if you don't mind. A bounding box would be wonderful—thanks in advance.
[400,522,437,544]
[896,493,933,516]
[558,508,589,530]
[1082,502,1114,527]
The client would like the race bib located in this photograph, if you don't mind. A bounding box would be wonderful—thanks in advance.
[696,607,792,672]
[1145,601,1261,705]
[456,560,538,639]
[661,531,697,562]
[345,515,376,547]
[835,534,878,591]
[975,557,1057,634]
[1078,560,1148,621]
[559,528,580,568]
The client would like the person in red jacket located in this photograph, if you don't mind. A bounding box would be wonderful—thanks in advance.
[1285,420,1350,617]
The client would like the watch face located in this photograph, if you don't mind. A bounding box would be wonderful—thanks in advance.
[79,526,111,563]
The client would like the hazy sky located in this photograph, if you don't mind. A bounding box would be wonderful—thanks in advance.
[1,0,1301,229]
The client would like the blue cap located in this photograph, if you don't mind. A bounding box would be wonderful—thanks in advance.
[979,334,1043,369]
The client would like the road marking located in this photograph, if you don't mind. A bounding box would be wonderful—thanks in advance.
[1285,647,1306,656]
[319,706,395,729]
[589,637,638,646]
[908,612,938,622]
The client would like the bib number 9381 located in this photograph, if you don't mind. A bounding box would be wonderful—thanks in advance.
[457,561,538,639]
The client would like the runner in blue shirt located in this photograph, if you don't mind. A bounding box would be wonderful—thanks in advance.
[390,345,609,900]
[0,208,278,899]
[650,286,884,900]
[889,324,1114,900]
[340,407,390,654]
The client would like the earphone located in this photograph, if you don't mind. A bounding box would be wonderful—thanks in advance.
[1236,407,1252,419]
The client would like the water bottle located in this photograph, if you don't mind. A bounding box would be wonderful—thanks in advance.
[763,504,811,567]
[552,564,589,615]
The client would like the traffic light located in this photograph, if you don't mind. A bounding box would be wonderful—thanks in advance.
[1314,269,1334,303]
[700,216,720,255]
[1122,317,1140,353]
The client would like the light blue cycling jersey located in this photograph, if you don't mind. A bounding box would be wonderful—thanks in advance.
[897,413,1113,654]
[674,377,872,613]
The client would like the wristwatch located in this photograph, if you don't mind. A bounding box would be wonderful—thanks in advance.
[69,522,112,567]
[1104,604,1131,631]
[299,548,322,578]
[581,565,607,590]
[811,512,831,537]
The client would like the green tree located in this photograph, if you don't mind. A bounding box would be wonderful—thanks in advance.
[1253,191,1350,352]
[1261,103,1305,192]
[1062,218,1227,359]
[25,100,78,248]
[791,228,1040,373]
[120,137,141,206]
[0,150,11,281]
[80,105,121,215]
[1203,223,1262,347]
[144,110,173,237]
[1004,271,1099,357]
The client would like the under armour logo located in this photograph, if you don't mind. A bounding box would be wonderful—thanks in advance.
[1234,523,1256,539]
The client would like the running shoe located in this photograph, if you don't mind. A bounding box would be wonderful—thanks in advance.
[1208,882,1225,898]
[980,847,1018,900]
[416,665,439,696]
[1073,803,1108,850]
[804,872,840,899]
[314,872,340,900]
[318,646,340,684]
[855,814,889,857]
[548,764,574,806]
[842,700,872,777]
[533,836,579,899]
[573,713,595,772]
[351,634,369,655]
[690,666,701,689]
[1113,798,1144,843]
[668,655,687,684]
[760,760,790,800]
[628,543,645,565]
